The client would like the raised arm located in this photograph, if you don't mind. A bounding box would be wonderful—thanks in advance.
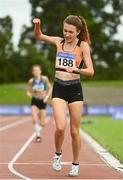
[79,42,94,76]
[33,18,61,45]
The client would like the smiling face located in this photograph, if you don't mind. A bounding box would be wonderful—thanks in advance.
[32,66,41,78]
[63,23,80,43]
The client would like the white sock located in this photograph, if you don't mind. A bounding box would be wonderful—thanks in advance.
[34,123,41,137]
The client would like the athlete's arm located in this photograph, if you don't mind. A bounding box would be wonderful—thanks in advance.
[33,18,62,45]
[43,76,52,103]
[27,79,33,98]
[79,41,94,76]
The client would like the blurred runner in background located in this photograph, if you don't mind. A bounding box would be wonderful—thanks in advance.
[27,64,52,142]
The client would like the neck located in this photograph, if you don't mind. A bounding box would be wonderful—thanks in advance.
[34,75,41,80]
[65,38,78,46]
[63,38,78,52]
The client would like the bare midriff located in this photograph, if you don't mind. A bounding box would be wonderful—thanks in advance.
[55,70,80,81]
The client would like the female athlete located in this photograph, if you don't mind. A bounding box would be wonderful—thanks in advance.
[27,64,52,142]
[33,15,94,176]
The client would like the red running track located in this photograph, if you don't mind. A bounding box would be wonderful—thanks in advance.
[0,115,123,180]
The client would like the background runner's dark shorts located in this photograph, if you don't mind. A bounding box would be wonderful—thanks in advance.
[31,97,46,109]
[52,78,84,104]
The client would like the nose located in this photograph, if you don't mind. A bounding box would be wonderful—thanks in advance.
[65,33,70,37]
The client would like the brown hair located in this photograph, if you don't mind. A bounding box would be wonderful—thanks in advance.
[63,15,91,44]
[32,64,41,71]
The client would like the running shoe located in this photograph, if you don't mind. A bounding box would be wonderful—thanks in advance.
[69,164,79,176]
[36,136,41,142]
[52,154,62,171]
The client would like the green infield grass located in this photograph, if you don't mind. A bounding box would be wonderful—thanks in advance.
[0,83,29,104]
[0,80,123,105]
[81,115,123,163]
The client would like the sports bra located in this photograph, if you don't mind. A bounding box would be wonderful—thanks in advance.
[55,39,84,74]
[32,78,46,92]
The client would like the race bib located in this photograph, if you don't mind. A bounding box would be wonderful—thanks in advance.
[56,52,76,68]
[32,84,45,92]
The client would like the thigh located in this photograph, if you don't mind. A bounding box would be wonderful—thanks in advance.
[52,98,67,130]
[68,101,83,129]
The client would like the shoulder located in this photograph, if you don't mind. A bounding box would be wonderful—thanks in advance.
[80,41,90,49]
[80,41,90,53]
[42,75,49,82]
[28,78,33,85]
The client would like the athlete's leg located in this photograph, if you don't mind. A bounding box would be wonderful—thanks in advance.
[52,98,67,171]
[31,105,41,138]
[52,98,67,153]
[31,105,39,124]
[39,109,46,127]
[68,101,83,163]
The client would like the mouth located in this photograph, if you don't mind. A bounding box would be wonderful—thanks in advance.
[64,37,72,42]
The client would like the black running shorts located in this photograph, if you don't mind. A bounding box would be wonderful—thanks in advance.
[31,97,46,109]
[52,78,84,104]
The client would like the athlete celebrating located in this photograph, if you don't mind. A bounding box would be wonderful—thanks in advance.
[33,15,94,176]
[27,64,52,142]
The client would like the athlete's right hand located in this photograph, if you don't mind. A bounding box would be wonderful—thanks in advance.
[33,18,40,24]
[65,67,74,73]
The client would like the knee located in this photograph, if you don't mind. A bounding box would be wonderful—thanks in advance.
[71,129,80,140]
[56,127,65,136]
[40,122,45,127]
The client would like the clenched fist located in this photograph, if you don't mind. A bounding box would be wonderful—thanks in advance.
[33,18,40,24]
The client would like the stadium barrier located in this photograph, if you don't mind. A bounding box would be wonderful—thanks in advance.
[0,105,123,120]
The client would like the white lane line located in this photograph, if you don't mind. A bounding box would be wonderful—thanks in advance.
[80,129,123,172]
[1,162,107,166]
[8,133,35,180]
[0,117,20,124]
[0,118,30,132]
[8,117,52,180]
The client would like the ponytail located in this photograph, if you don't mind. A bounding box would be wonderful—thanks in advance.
[78,16,91,44]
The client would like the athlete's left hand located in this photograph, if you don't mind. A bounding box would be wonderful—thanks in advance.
[43,95,49,103]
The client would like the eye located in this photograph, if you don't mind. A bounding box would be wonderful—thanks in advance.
[69,31,74,34]
[64,29,67,33]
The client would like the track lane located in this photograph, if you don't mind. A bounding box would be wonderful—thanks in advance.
[0,116,33,179]
[0,116,123,179]
[13,119,123,179]
[0,116,21,127]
